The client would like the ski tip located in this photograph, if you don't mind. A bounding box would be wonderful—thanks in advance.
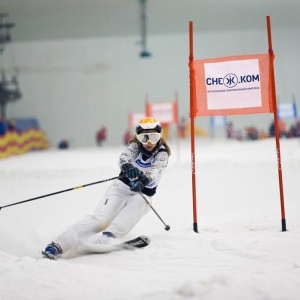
[123,235,151,248]
[140,235,151,245]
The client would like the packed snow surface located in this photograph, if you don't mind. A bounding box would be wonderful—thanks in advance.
[1,138,300,300]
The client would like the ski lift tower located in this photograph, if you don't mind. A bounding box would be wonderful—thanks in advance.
[0,13,22,120]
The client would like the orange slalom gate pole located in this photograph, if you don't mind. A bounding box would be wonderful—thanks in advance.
[267,16,286,231]
[189,21,198,233]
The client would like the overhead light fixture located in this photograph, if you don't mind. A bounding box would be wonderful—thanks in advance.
[139,0,152,58]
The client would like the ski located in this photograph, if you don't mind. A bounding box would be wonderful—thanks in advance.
[122,235,150,248]
[43,235,151,259]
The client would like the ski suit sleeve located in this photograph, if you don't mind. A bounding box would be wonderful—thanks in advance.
[143,150,169,187]
[118,142,139,168]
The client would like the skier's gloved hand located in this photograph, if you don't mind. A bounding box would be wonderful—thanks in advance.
[122,163,140,180]
[130,174,151,192]
[130,180,144,192]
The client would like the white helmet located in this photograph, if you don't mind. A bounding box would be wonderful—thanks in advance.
[136,117,162,135]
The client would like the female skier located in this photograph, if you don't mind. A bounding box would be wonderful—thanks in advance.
[42,117,171,259]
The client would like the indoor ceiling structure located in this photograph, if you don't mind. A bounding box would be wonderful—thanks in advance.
[0,0,299,43]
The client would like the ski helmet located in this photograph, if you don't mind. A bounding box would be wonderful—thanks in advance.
[136,117,162,135]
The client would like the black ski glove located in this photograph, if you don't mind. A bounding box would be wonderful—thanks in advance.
[130,181,144,192]
[130,174,151,192]
[122,163,140,180]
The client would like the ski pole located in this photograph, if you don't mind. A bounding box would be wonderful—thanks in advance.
[139,192,170,231]
[0,176,119,211]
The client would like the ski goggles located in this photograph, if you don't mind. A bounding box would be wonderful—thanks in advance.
[137,132,161,145]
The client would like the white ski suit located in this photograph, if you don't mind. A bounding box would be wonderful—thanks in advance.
[53,141,169,253]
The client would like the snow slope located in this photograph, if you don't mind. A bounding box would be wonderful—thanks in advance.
[1,138,300,300]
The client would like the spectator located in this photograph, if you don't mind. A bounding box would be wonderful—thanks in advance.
[179,117,188,138]
[96,126,107,146]
[235,130,244,141]
[0,117,6,136]
[58,139,69,149]
[269,120,287,138]
[286,121,300,138]
[7,118,21,133]
[278,119,286,137]
[226,122,234,139]
[269,121,275,137]
[245,126,259,140]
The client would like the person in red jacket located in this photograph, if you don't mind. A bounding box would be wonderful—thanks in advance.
[96,126,107,146]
